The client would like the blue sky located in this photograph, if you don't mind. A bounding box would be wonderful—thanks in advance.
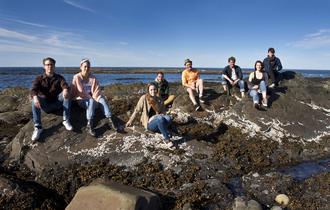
[0,0,330,69]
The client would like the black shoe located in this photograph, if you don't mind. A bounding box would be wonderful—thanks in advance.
[194,104,201,111]
[86,120,96,136]
[254,103,261,110]
[108,117,119,132]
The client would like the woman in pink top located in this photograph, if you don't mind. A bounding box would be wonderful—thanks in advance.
[71,59,117,136]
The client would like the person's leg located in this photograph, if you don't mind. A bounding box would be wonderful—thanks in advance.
[268,70,276,87]
[58,92,71,122]
[78,98,96,136]
[98,96,119,131]
[147,115,171,140]
[32,97,44,128]
[164,95,175,106]
[260,81,267,106]
[187,88,197,105]
[238,80,245,97]
[31,96,49,141]
[98,96,112,118]
[221,74,228,92]
[274,71,281,86]
[249,90,259,104]
[196,79,204,98]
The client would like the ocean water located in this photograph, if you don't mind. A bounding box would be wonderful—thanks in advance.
[0,67,329,90]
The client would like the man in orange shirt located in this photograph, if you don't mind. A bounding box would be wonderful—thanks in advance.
[181,59,205,111]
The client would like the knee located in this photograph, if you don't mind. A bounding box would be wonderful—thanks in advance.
[187,88,193,94]
[157,116,167,125]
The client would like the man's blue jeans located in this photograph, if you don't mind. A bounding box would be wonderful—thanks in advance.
[249,80,267,104]
[32,93,70,127]
[77,96,112,120]
[147,114,171,140]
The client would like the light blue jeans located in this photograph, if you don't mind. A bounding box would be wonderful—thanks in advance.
[249,81,267,104]
[32,92,70,128]
[147,115,172,140]
[77,96,112,120]
[221,74,245,92]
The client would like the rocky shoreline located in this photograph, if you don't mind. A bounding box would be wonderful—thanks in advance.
[0,71,329,209]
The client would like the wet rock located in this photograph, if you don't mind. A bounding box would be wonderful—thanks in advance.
[0,175,63,209]
[288,172,330,210]
[182,202,193,210]
[66,179,161,210]
[270,206,282,210]
[232,196,262,210]
[242,172,295,207]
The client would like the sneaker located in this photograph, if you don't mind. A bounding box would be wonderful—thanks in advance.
[62,120,73,131]
[31,127,43,141]
[199,96,205,103]
[269,83,275,88]
[262,99,268,107]
[194,104,201,111]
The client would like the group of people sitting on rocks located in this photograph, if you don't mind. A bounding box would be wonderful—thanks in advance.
[219,48,282,110]
[30,47,282,148]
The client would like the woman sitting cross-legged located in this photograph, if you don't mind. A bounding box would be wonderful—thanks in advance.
[71,59,118,136]
[248,60,268,110]
[126,83,175,148]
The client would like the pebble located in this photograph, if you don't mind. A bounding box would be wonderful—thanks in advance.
[270,206,283,210]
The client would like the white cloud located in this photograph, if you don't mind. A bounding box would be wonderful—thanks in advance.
[0,28,38,42]
[4,17,46,28]
[63,0,96,13]
[288,29,330,49]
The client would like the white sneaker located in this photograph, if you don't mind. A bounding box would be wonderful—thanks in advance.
[269,83,275,88]
[62,120,73,131]
[31,127,43,141]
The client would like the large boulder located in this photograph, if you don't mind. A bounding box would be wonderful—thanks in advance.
[66,179,161,210]
[0,95,18,113]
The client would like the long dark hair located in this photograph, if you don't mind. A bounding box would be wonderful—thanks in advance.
[254,60,264,72]
[146,83,162,114]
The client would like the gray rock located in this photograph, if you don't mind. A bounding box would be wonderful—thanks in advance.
[233,196,262,210]
[0,95,18,113]
[66,179,161,210]
[270,206,283,210]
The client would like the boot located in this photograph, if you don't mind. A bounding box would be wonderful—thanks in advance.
[86,120,96,136]
[108,116,119,132]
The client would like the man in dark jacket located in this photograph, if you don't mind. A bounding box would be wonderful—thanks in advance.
[263,47,283,88]
[30,57,73,142]
[221,56,245,98]
[153,71,175,106]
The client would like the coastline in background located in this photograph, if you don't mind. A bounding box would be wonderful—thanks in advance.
[0,67,329,90]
